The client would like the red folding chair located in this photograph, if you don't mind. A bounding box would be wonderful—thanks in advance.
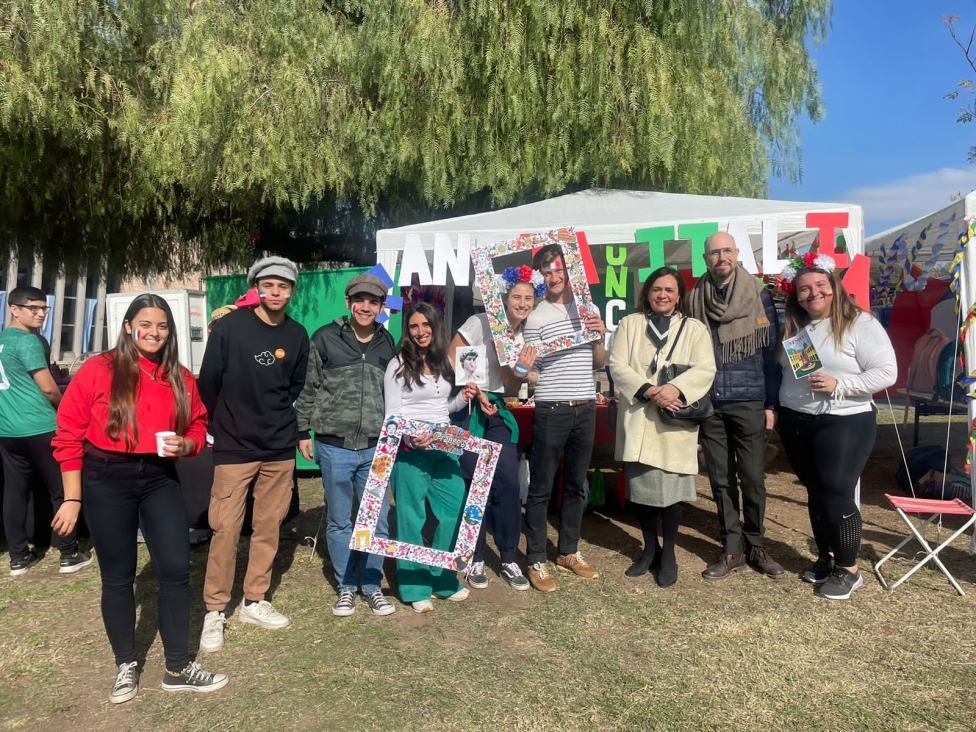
[874,494,976,596]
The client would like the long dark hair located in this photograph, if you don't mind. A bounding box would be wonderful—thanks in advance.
[107,294,190,449]
[784,267,865,350]
[396,303,453,390]
[637,267,686,317]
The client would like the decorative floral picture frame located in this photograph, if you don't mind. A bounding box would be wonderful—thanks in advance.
[349,416,502,572]
[471,227,601,366]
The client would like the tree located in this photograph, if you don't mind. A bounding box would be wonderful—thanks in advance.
[945,11,976,163]
[0,0,831,277]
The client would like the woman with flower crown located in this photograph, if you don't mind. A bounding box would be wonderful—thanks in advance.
[447,265,544,592]
[775,252,897,601]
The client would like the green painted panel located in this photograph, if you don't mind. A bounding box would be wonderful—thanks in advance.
[204,267,403,469]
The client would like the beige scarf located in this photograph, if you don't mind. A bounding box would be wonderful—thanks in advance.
[685,264,770,363]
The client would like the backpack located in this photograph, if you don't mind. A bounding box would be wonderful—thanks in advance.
[895,445,972,506]
[906,329,951,397]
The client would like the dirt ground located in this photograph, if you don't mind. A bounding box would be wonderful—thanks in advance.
[2,411,976,731]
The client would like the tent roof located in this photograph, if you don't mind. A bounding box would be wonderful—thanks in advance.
[376,188,863,251]
[864,193,975,259]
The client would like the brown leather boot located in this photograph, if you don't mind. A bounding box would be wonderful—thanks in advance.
[747,546,785,579]
[701,553,746,580]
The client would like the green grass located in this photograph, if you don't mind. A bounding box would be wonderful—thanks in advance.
[2,417,976,730]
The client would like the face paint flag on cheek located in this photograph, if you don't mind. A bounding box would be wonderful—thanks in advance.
[134,329,141,341]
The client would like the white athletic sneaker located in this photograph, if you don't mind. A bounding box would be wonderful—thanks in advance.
[238,600,290,629]
[446,587,470,602]
[411,600,433,613]
[199,611,227,652]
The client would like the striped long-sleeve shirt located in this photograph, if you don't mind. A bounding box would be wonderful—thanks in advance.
[523,299,596,402]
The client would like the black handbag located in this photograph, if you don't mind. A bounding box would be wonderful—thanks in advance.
[655,318,714,426]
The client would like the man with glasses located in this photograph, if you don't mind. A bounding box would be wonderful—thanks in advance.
[685,233,784,581]
[0,287,92,576]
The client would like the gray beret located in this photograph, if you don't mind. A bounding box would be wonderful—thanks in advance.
[247,256,299,287]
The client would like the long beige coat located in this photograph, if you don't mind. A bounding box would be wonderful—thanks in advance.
[609,312,717,475]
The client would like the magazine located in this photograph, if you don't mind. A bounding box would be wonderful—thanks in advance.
[783,330,823,379]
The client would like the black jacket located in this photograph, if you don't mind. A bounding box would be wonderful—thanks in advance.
[295,317,396,450]
[703,288,781,407]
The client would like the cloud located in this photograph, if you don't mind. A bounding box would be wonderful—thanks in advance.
[838,167,976,222]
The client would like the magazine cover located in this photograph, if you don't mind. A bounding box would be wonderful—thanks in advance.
[783,330,823,378]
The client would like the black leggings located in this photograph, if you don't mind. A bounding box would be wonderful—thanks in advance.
[83,455,190,673]
[778,408,877,567]
[458,411,521,564]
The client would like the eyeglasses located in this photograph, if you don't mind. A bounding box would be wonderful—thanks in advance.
[11,304,51,315]
[704,247,737,259]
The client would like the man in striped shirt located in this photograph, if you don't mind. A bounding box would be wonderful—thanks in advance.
[522,244,606,592]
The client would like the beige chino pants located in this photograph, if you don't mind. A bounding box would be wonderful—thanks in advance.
[203,460,294,612]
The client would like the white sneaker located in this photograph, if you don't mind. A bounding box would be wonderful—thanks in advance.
[199,611,227,652]
[238,600,290,629]
[411,600,433,613]
[446,587,469,602]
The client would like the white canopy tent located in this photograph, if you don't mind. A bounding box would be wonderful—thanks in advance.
[863,194,976,521]
[377,188,864,271]
[375,188,864,331]
[864,192,976,265]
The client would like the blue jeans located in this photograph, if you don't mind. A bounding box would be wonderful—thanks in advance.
[315,442,390,595]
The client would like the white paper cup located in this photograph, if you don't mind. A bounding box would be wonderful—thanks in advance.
[155,431,177,457]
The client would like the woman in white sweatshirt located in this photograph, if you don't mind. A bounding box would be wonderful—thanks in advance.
[384,303,477,613]
[776,255,896,601]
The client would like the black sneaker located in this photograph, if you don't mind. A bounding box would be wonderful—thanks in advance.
[363,590,396,616]
[467,561,489,589]
[110,661,140,704]
[801,557,833,585]
[500,562,530,591]
[161,662,229,693]
[819,568,864,601]
[60,550,94,575]
[10,550,39,577]
[332,590,356,617]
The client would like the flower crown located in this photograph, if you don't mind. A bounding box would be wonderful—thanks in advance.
[776,252,836,295]
[496,265,546,298]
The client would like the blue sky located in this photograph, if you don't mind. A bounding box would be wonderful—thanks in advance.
[767,1,976,235]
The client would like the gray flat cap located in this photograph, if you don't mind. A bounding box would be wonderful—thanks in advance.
[345,273,388,300]
[247,256,299,287]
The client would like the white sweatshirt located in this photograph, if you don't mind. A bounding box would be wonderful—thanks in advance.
[384,356,468,423]
[777,312,898,416]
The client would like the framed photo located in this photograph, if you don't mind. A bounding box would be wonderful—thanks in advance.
[471,226,600,366]
[349,416,502,572]
[455,344,488,387]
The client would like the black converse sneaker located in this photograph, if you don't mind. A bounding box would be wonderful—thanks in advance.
[363,590,396,616]
[10,550,39,577]
[110,661,140,704]
[332,590,356,617]
[466,561,489,589]
[801,557,834,585]
[818,568,864,601]
[161,662,229,693]
[60,550,94,574]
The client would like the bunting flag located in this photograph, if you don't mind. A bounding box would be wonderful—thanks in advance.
[872,233,905,305]
[895,225,929,296]
[950,218,976,472]
[906,214,955,292]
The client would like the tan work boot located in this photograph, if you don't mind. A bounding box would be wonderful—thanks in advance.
[556,551,599,579]
[528,562,557,593]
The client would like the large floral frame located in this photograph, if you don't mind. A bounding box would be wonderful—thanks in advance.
[349,416,501,572]
[471,227,601,366]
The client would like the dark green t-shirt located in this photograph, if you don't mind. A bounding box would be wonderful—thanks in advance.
[0,328,58,437]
